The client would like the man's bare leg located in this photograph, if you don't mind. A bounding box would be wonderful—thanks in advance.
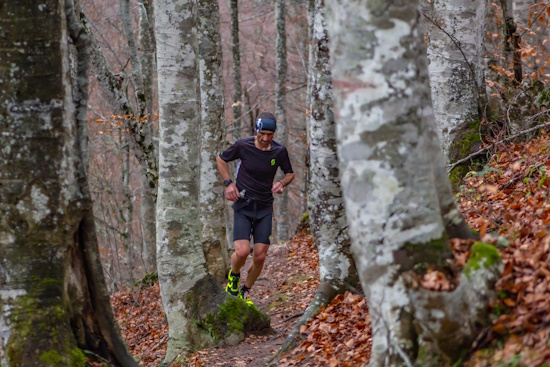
[244,243,269,288]
[231,239,251,274]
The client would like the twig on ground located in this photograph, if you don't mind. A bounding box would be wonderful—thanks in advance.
[447,119,550,173]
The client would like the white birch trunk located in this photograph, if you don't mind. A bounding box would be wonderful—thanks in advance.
[326,1,502,365]
[197,0,230,284]
[424,0,486,163]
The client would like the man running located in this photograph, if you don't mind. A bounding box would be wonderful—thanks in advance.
[216,112,294,303]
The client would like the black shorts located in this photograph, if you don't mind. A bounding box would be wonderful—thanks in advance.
[232,199,273,245]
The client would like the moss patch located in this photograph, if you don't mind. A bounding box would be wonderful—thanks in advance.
[448,120,485,191]
[134,270,158,288]
[464,242,502,279]
[200,297,270,345]
[449,165,469,190]
[5,277,83,366]
[393,235,453,275]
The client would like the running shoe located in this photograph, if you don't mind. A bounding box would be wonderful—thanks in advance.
[225,269,240,296]
[238,288,254,305]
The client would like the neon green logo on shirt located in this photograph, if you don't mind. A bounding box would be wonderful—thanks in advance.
[271,159,276,166]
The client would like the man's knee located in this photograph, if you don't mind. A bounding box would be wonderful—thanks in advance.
[252,245,268,264]
[253,251,266,264]
[234,241,250,260]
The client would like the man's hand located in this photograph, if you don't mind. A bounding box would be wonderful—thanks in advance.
[272,181,284,195]
[225,183,240,202]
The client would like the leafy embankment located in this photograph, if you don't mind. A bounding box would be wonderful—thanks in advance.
[110,132,550,367]
[459,132,550,366]
[110,283,168,366]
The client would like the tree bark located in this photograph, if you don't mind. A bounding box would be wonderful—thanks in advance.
[138,0,157,272]
[197,0,230,284]
[0,1,138,366]
[275,0,356,356]
[229,0,244,134]
[326,1,502,365]
[274,0,291,243]
[423,0,486,164]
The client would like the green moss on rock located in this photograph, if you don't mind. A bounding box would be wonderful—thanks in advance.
[464,242,502,279]
[200,297,270,345]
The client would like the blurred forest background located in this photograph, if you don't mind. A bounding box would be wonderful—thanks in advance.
[85,0,310,290]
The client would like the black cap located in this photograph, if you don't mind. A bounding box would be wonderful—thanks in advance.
[255,117,277,132]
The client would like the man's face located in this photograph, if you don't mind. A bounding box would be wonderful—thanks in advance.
[257,130,274,148]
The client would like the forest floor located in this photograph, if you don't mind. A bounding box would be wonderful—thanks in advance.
[111,132,550,367]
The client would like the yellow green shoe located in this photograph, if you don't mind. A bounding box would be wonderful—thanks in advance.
[238,288,254,306]
[225,269,240,296]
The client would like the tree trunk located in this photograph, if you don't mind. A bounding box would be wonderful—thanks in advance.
[0,1,138,366]
[138,0,158,272]
[325,1,502,365]
[229,0,244,134]
[155,0,270,361]
[274,0,291,243]
[197,0,230,284]
[423,0,486,164]
[120,0,147,117]
[275,0,356,356]
[120,133,134,281]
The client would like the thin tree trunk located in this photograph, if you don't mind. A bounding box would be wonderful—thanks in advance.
[138,0,157,272]
[83,12,159,204]
[274,0,290,243]
[229,0,244,135]
[197,0,230,284]
[120,132,134,281]
[120,0,147,117]
[274,1,356,357]
[423,0,486,163]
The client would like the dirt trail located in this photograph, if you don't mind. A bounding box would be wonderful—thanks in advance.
[189,239,319,367]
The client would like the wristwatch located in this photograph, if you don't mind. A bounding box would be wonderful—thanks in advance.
[223,179,233,187]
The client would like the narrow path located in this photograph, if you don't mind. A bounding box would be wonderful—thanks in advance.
[189,236,320,367]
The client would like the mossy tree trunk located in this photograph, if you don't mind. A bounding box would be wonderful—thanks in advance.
[0,1,139,366]
[326,1,502,365]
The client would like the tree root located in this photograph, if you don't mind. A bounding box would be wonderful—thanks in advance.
[266,281,341,366]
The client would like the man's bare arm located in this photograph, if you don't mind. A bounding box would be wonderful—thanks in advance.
[280,173,294,187]
[216,155,239,201]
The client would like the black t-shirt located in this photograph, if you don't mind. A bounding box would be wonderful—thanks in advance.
[220,136,293,206]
